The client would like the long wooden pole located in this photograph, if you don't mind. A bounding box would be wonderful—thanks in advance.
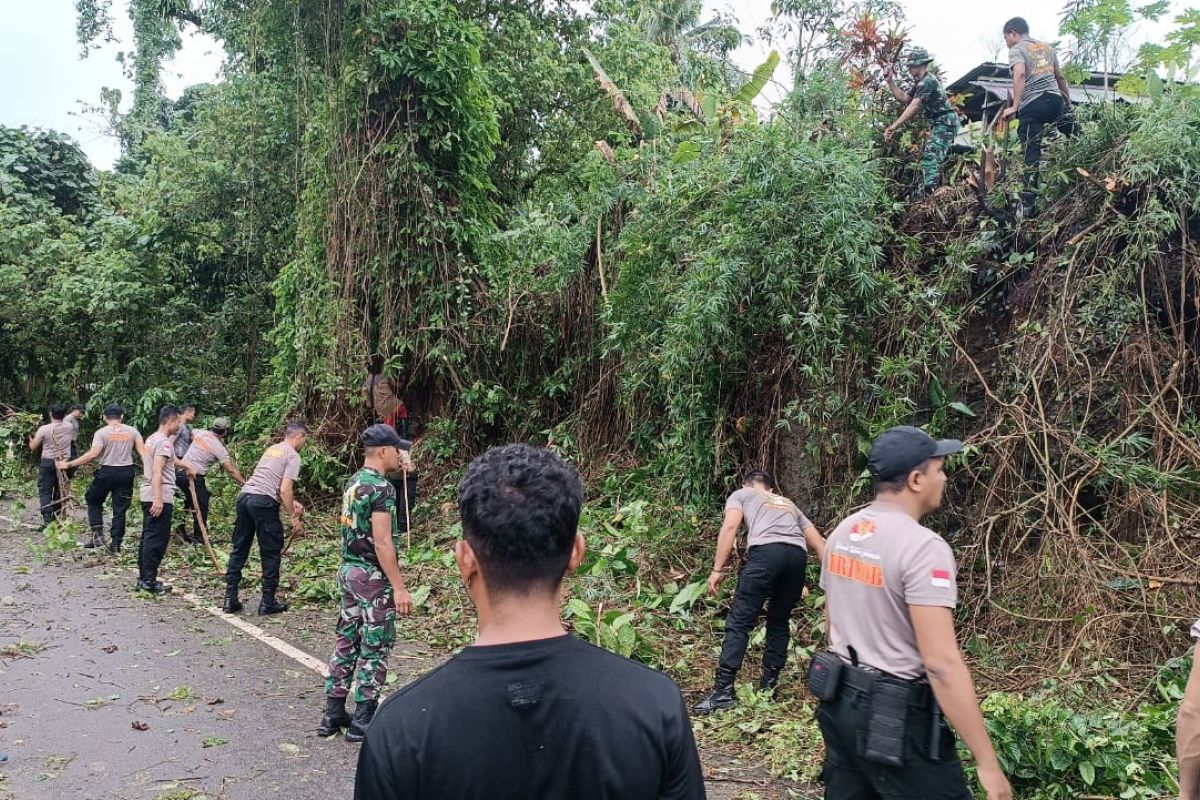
[188,475,225,576]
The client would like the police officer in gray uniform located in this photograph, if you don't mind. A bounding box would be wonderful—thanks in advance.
[60,404,145,552]
[812,426,1012,800]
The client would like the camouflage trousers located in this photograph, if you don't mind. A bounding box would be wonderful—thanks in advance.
[921,115,959,193]
[324,564,396,703]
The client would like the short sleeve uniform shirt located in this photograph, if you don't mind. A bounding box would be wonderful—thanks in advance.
[820,501,958,679]
[240,441,302,502]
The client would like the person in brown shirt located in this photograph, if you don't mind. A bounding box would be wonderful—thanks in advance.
[59,403,145,552]
[29,404,73,528]
[694,470,825,713]
[363,355,408,436]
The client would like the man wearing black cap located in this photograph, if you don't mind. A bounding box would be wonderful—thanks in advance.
[813,426,1011,800]
[59,404,145,552]
[693,469,825,714]
[317,424,414,742]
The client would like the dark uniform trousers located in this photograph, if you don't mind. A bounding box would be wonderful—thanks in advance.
[386,472,417,534]
[177,473,210,541]
[139,502,173,585]
[817,679,972,799]
[718,542,808,675]
[85,465,135,546]
[1017,92,1077,206]
[225,493,284,595]
[37,459,65,525]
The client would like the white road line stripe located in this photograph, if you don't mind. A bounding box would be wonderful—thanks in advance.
[175,590,329,677]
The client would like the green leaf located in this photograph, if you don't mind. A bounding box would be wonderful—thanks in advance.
[928,374,946,408]
[732,50,779,105]
[669,579,707,613]
[409,584,431,608]
[1079,760,1095,785]
[672,141,701,165]
[566,598,593,621]
[948,401,976,417]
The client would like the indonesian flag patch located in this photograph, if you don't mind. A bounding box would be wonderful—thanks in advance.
[930,569,952,589]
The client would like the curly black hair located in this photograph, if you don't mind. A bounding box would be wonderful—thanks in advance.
[458,444,583,595]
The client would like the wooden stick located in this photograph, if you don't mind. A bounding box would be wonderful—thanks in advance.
[188,476,225,576]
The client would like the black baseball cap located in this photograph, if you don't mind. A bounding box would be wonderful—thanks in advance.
[868,426,963,481]
[361,424,405,449]
[103,404,124,418]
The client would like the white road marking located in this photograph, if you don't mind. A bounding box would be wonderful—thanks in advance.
[175,590,329,677]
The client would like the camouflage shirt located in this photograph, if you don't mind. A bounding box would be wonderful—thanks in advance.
[339,467,398,571]
[911,74,954,121]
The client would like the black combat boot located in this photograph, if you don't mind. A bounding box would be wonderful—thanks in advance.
[693,667,737,715]
[258,594,289,615]
[222,588,243,614]
[317,695,352,738]
[760,666,781,696]
[83,530,105,549]
[344,699,378,743]
[135,579,169,595]
[108,537,122,554]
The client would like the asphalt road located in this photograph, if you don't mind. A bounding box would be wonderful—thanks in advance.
[0,494,790,800]
[0,519,362,800]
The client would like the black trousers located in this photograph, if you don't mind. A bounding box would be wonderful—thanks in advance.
[85,465,135,545]
[226,493,284,595]
[139,502,173,585]
[1016,92,1079,209]
[387,473,418,534]
[37,459,65,525]
[718,542,808,675]
[176,472,209,540]
[818,685,971,799]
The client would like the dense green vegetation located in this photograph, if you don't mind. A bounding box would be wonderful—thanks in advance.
[4,0,1200,794]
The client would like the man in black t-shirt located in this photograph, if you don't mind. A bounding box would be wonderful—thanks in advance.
[355,444,705,800]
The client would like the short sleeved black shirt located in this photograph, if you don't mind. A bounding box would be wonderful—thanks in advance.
[354,634,706,800]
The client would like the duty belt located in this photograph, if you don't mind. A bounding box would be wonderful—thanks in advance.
[840,661,934,709]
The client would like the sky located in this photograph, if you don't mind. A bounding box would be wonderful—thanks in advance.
[0,1,1188,169]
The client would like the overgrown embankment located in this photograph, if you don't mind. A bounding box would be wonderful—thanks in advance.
[4,1,1200,797]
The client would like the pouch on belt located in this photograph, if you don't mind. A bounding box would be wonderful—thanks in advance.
[863,678,909,767]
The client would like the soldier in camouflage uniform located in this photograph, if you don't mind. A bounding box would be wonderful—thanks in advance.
[318,424,415,743]
[885,47,960,198]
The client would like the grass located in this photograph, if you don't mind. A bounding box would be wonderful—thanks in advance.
[0,640,44,659]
